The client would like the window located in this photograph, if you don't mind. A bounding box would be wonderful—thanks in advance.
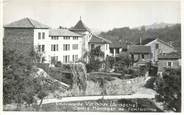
[72,55,78,61]
[167,62,172,67]
[63,36,70,40]
[155,43,159,49]
[72,44,78,50]
[110,48,114,54]
[38,45,41,52]
[42,32,45,39]
[51,36,59,40]
[72,55,75,62]
[63,44,70,51]
[51,44,58,51]
[63,55,70,63]
[142,54,144,59]
[38,32,41,39]
[91,44,95,49]
[42,45,45,52]
[116,48,119,54]
[38,45,45,52]
[73,36,78,40]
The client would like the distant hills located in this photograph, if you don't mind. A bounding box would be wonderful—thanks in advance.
[99,23,181,52]
[136,23,175,30]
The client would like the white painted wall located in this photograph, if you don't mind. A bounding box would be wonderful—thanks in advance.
[47,36,83,63]
[33,29,110,64]
[33,29,83,63]
[33,29,50,63]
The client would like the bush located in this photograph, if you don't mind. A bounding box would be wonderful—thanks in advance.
[144,77,156,89]
[155,68,181,112]
[55,61,62,67]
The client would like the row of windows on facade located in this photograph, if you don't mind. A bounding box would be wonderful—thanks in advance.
[38,44,78,52]
[38,32,79,40]
[51,55,78,63]
[51,36,78,40]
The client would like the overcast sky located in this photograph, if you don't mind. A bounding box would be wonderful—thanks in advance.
[3,0,181,31]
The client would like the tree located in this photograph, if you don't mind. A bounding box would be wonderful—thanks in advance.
[29,49,45,63]
[114,52,132,75]
[3,48,34,109]
[70,63,87,96]
[3,48,60,110]
[155,68,181,112]
[83,46,105,72]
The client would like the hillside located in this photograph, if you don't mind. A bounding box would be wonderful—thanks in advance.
[99,24,181,52]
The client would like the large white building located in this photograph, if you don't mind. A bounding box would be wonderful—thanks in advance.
[4,18,111,64]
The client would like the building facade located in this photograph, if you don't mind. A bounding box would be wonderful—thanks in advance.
[4,17,111,64]
[139,38,177,63]
[128,45,152,66]
[158,52,180,72]
[3,18,49,57]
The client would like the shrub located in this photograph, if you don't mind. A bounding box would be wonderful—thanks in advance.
[144,77,156,89]
[155,68,181,112]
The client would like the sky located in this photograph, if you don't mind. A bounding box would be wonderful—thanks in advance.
[3,0,181,32]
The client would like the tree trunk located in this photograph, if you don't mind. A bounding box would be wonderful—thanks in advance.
[37,98,44,111]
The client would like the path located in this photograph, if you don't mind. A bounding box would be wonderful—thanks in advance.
[40,94,155,104]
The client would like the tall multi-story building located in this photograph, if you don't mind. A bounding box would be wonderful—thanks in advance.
[3,17,49,58]
[3,17,111,64]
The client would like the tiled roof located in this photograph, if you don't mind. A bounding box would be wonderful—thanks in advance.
[128,45,151,54]
[158,52,180,60]
[89,34,111,44]
[70,19,90,32]
[49,29,81,37]
[109,41,122,48]
[4,17,49,29]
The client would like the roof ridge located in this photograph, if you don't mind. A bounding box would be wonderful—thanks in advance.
[92,34,111,43]
[157,38,176,49]
[26,18,35,28]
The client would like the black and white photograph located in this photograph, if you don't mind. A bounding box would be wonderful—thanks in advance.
[1,0,182,113]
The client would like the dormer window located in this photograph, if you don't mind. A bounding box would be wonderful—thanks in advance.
[73,36,78,40]
[63,36,70,40]
[51,36,59,40]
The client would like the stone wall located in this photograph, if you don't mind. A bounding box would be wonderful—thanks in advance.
[4,28,34,56]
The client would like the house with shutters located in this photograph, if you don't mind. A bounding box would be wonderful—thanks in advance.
[3,17,111,64]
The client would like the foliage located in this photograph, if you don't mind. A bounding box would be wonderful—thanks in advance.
[29,49,45,63]
[70,63,87,96]
[144,77,156,89]
[100,24,181,51]
[155,68,181,112]
[3,48,59,110]
[3,48,34,106]
[88,73,115,96]
[84,46,105,72]
[114,52,132,75]
[37,63,73,86]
